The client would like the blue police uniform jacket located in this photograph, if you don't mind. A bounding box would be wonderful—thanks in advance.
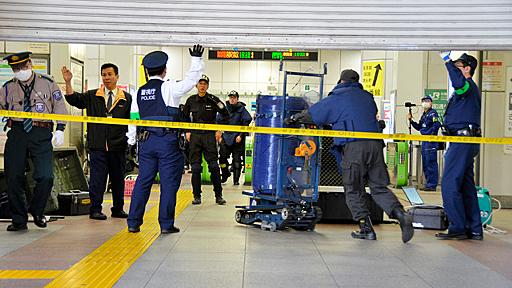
[411,108,441,136]
[308,82,381,146]
[217,101,252,146]
[443,61,481,132]
[137,79,181,122]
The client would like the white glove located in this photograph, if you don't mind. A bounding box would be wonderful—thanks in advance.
[127,126,136,145]
[52,130,65,147]
[439,51,451,62]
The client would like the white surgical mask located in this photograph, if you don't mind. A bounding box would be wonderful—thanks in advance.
[422,102,432,109]
[14,69,32,82]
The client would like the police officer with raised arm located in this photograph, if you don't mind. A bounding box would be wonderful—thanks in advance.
[183,75,229,205]
[0,51,68,231]
[217,90,252,185]
[287,69,414,243]
[126,45,204,234]
[435,52,483,241]
[407,96,441,191]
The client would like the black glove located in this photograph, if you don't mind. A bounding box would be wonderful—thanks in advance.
[284,116,296,125]
[189,44,204,57]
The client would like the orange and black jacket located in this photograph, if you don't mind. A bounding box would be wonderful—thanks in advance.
[65,89,132,152]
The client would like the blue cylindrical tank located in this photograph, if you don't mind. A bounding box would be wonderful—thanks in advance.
[252,95,309,194]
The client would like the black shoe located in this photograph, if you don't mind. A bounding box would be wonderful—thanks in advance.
[435,232,468,240]
[351,216,377,240]
[128,226,140,233]
[233,181,240,185]
[393,208,414,243]
[111,208,128,218]
[192,197,201,205]
[216,197,227,205]
[467,232,484,241]
[420,187,436,191]
[89,212,107,220]
[7,224,28,232]
[32,214,47,228]
[161,226,180,234]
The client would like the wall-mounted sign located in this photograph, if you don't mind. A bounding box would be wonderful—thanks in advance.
[362,61,385,96]
[208,50,263,60]
[208,49,318,61]
[263,51,318,61]
[482,61,505,92]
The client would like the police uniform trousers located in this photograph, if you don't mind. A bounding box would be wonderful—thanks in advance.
[127,130,184,230]
[341,140,403,221]
[189,132,222,198]
[421,141,439,189]
[4,123,53,225]
[219,140,244,177]
[89,150,126,214]
[441,143,482,235]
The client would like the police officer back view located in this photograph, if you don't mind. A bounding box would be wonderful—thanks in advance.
[126,45,204,234]
[218,91,252,185]
[408,96,441,191]
[183,75,229,205]
[436,52,483,241]
[0,51,68,231]
[288,69,414,243]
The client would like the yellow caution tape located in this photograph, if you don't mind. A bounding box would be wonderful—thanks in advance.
[2,110,512,145]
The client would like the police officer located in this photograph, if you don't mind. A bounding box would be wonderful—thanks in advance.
[288,69,414,243]
[407,96,441,191]
[183,75,229,205]
[0,51,68,231]
[62,63,131,220]
[218,90,252,185]
[126,45,204,234]
[436,52,482,241]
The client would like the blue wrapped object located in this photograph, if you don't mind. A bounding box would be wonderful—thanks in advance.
[252,95,308,195]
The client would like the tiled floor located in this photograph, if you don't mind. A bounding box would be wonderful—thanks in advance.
[1,174,512,288]
[115,181,512,288]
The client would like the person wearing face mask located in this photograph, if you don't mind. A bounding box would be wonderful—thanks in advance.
[407,96,441,191]
[217,91,252,185]
[0,51,68,232]
[435,52,483,241]
[62,63,132,220]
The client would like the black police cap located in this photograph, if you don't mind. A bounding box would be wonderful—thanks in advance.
[455,53,478,71]
[142,51,168,70]
[198,74,209,84]
[228,90,239,98]
[339,69,359,83]
[421,96,433,102]
[3,51,32,66]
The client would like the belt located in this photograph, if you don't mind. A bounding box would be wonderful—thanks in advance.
[7,119,53,129]
[143,127,177,134]
[447,127,482,137]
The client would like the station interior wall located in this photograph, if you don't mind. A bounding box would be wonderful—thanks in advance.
[1,41,511,203]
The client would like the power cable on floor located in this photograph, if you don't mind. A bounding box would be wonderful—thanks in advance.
[483,197,507,235]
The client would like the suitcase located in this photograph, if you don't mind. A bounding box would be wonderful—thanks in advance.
[316,191,384,223]
[407,205,448,230]
[57,190,91,216]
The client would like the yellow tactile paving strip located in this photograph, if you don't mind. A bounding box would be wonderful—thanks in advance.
[43,189,192,288]
[0,270,63,279]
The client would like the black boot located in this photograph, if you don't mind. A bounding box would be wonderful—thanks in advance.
[351,216,377,240]
[392,208,414,243]
[233,168,241,185]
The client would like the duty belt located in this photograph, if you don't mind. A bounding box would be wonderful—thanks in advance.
[7,119,53,129]
[446,127,482,137]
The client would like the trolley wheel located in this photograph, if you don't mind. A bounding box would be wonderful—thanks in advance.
[281,207,290,220]
[269,222,277,232]
[261,220,268,231]
[235,210,243,223]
